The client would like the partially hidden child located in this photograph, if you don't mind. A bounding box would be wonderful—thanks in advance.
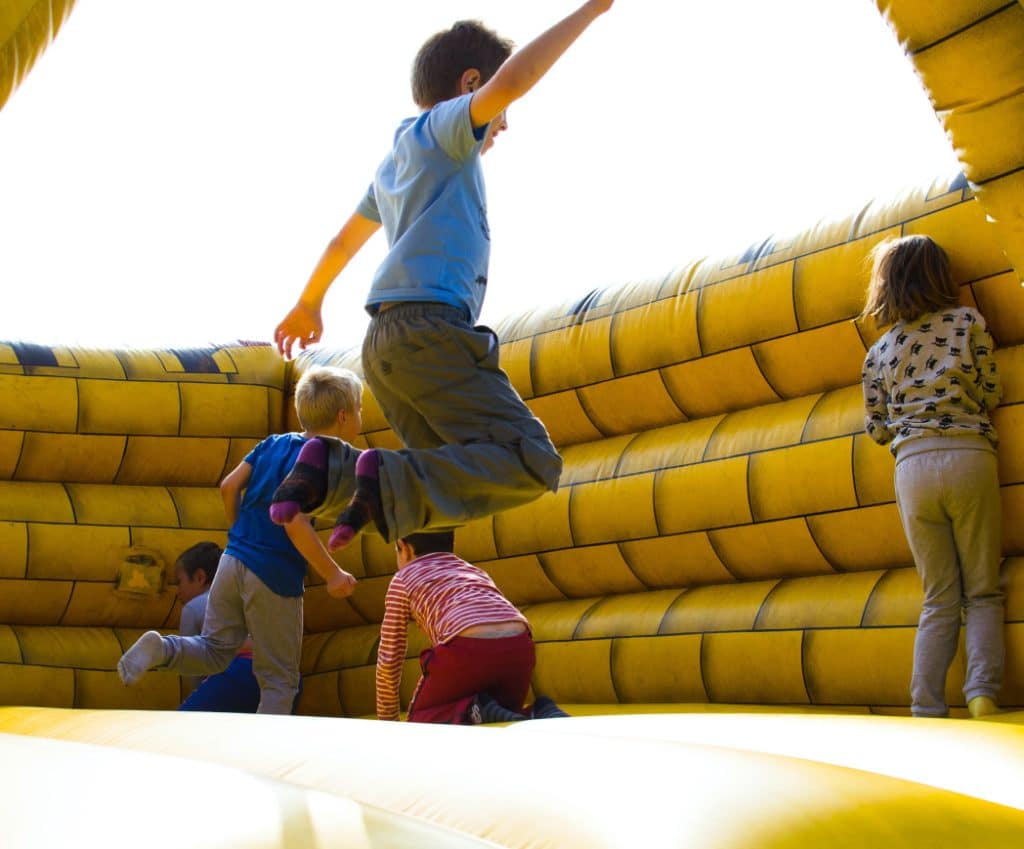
[173,541,262,713]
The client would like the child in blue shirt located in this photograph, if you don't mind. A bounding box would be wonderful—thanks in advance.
[271,1,614,551]
[118,366,362,714]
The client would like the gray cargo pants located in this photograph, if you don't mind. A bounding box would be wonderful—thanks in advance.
[319,302,562,541]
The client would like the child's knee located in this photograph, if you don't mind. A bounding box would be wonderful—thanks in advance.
[519,434,562,491]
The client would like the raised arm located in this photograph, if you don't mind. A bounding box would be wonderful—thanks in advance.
[469,0,613,129]
[275,211,381,360]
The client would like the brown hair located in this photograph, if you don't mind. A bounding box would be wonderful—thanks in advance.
[176,541,222,582]
[861,235,959,328]
[411,20,514,109]
[402,531,456,557]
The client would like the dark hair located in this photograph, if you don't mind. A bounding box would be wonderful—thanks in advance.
[861,235,959,328]
[402,531,456,557]
[176,541,222,582]
[411,20,514,108]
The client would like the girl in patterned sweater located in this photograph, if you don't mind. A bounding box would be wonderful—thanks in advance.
[861,234,1003,718]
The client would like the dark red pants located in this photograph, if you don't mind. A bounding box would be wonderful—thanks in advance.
[407,632,535,724]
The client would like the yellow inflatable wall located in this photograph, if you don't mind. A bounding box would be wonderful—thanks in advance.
[2,1,1024,847]
[0,0,75,113]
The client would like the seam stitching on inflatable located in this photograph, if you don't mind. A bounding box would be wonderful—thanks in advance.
[703,531,740,582]
[655,589,690,636]
[535,550,574,601]
[750,578,783,631]
[56,576,75,627]
[799,629,814,705]
[615,541,653,591]
[743,454,758,525]
[858,571,891,629]
[803,516,843,575]
[698,632,712,702]
[971,163,1024,187]
[575,387,611,440]
[911,3,1018,55]
[571,597,608,641]
[608,638,622,703]
[166,487,183,529]
[112,435,129,484]
[341,590,373,626]
[747,345,783,405]
[797,392,827,444]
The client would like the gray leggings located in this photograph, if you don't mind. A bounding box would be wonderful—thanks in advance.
[895,438,1004,716]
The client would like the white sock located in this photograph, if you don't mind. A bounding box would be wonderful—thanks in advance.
[117,631,168,685]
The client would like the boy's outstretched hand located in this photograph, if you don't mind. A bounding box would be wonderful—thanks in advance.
[275,302,323,360]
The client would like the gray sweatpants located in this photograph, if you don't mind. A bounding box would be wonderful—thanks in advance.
[320,303,563,541]
[894,436,1004,717]
[160,553,303,714]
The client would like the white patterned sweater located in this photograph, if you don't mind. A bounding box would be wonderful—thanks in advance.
[861,306,1001,455]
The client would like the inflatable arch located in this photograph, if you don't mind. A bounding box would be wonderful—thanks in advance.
[3,2,1024,847]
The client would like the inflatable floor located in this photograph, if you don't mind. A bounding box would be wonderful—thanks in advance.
[3,1,1024,847]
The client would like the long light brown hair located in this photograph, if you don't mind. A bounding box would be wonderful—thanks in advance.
[861,235,959,328]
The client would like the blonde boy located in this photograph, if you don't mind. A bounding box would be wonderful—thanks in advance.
[118,366,362,714]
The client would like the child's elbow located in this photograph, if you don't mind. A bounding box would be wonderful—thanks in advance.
[476,74,525,120]
[219,478,243,505]
[492,74,528,108]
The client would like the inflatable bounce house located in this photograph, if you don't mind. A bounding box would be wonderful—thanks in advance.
[3,2,1024,846]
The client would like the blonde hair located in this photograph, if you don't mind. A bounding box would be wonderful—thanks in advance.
[294,366,362,431]
[861,235,959,328]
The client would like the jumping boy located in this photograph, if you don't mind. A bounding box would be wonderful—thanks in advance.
[271,1,615,550]
[117,366,362,714]
[376,531,568,724]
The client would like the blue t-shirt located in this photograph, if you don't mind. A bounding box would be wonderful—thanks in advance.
[358,93,490,324]
[225,433,308,597]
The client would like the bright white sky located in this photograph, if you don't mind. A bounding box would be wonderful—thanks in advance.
[0,0,960,352]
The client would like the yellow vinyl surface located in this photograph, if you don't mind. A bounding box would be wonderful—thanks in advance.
[3,1,1024,847]
[2,706,1024,849]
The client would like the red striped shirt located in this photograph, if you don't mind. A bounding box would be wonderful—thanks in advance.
[375,551,528,721]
